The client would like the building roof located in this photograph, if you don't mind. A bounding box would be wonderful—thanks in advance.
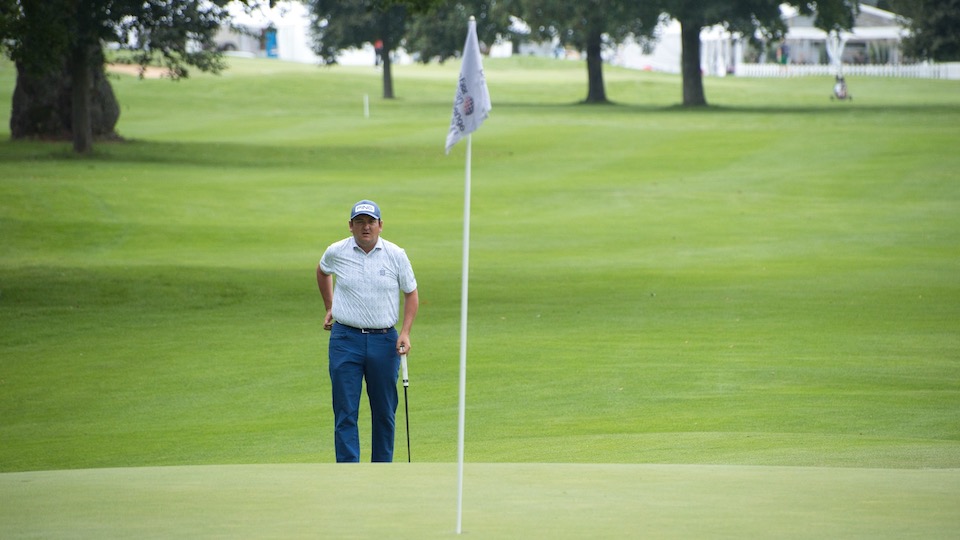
[782,2,905,40]
[784,3,901,29]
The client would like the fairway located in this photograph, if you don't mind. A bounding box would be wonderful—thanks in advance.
[1,55,959,538]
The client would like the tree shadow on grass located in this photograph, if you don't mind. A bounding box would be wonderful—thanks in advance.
[490,99,960,116]
[0,138,423,169]
[1,98,956,166]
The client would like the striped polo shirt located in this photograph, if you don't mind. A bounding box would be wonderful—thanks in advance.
[319,236,417,329]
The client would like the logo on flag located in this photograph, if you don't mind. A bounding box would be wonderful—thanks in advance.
[445,18,491,154]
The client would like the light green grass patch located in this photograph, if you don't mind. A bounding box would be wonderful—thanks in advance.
[1,463,958,539]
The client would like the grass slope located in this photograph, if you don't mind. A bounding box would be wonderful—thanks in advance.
[1,57,959,474]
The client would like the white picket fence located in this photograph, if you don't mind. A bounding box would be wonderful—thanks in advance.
[735,62,960,79]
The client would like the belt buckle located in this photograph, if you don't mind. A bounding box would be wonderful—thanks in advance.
[361,328,371,334]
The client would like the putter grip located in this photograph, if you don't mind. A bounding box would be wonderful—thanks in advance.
[400,354,409,387]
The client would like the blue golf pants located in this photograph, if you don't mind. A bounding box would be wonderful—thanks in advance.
[328,322,400,462]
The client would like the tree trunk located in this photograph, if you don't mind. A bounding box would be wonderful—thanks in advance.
[10,48,120,143]
[70,43,93,153]
[679,18,707,107]
[382,47,395,99]
[584,30,608,103]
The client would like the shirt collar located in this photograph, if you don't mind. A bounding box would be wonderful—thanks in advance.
[350,236,383,253]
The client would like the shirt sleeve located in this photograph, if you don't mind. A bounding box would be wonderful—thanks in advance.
[319,242,338,276]
[397,248,417,294]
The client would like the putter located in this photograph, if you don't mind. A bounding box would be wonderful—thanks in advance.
[400,346,411,462]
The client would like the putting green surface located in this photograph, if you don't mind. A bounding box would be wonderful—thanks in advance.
[2,463,958,539]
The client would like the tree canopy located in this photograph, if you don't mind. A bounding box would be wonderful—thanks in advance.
[659,0,858,106]
[883,0,960,61]
[406,0,516,64]
[1,0,272,152]
[518,0,661,103]
[308,1,514,99]
[307,0,409,99]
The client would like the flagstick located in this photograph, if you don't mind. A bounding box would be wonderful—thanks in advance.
[456,133,472,535]
[447,16,488,534]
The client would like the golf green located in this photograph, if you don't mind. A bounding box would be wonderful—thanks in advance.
[2,463,958,539]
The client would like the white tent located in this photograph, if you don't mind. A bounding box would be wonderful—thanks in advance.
[610,18,684,74]
[220,1,319,62]
[610,19,736,76]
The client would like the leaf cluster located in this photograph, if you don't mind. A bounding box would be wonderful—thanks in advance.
[659,0,857,44]
[521,0,661,50]
[308,1,515,65]
[0,0,275,78]
[307,0,409,64]
[311,1,860,67]
[406,1,516,63]
[885,0,960,61]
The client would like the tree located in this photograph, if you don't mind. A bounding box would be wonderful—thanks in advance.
[0,0,270,153]
[660,0,781,107]
[883,0,960,61]
[307,0,409,99]
[405,1,517,64]
[659,0,857,107]
[519,0,661,103]
[8,46,121,144]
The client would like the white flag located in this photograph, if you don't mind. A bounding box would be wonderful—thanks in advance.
[445,18,491,154]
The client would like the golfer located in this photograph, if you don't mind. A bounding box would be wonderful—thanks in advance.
[317,199,419,462]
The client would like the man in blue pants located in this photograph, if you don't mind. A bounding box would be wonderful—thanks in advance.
[317,200,419,462]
